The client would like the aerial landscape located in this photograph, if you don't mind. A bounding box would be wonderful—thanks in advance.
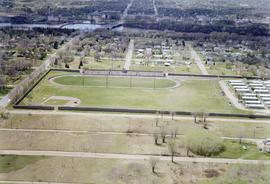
[0,0,270,183]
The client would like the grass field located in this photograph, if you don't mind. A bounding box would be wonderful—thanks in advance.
[0,155,45,173]
[21,71,244,114]
[130,64,201,74]
[216,141,270,160]
[3,113,270,139]
[69,56,124,70]
[0,113,269,183]
[0,155,228,184]
[44,99,69,105]
[54,75,176,88]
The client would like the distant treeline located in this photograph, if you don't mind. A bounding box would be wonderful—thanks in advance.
[124,18,269,36]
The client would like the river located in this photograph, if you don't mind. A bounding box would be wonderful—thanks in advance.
[0,23,123,31]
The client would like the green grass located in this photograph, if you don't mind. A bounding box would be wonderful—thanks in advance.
[0,88,11,96]
[0,155,46,173]
[69,56,124,70]
[130,64,201,74]
[21,71,245,113]
[215,140,270,160]
[54,75,176,88]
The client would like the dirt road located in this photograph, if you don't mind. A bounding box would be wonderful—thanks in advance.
[0,150,269,165]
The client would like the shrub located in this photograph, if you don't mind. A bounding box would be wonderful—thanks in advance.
[185,130,224,156]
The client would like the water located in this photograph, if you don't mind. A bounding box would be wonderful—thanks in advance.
[0,23,123,31]
[62,23,104,30]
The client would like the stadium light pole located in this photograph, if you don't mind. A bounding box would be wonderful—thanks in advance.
[106,74,109,88]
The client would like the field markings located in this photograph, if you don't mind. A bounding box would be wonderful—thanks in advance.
[49,74,180,90]
[0,150,269,165]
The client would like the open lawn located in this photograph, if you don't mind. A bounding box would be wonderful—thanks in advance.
[3,113,270,139]
[0,113,269,183]
[130,64,201,74]
[0,155,45,173]
[21,71,244,114]
[0,156,228,184]
[215,141,270,160]
[69,56,124,70]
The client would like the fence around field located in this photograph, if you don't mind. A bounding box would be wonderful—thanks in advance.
[55,106,270,119]
[13,105,55,110]
[82,69,165,77]
[11,68,270,119]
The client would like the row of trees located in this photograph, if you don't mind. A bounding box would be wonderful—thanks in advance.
[150,126,225,173]
[124,17,269,36]
[0,28,72,83]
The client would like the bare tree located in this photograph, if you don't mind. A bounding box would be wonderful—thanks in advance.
[171,127,178,138]
[160,126,167,143]
[170,111,176,120]
[149,157,159,174]
[192,112,198,123]
[153,131,159,145]
[168,139,177,163]
[203,112,209,123]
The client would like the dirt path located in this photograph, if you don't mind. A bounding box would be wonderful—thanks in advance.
[8,110,270,124]
[123,39,134,70]
[49,74,181,90]
[190,46,208,75]
[0,150,269,165]
[42,96,81,106]
[0,181,80,184]
[0,128,263,143]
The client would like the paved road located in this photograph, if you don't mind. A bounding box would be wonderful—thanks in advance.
[153,0,158,16]
[219,80,246,110]
[0,150,269,165]
[123,39,134,70]
[219,80,270,114]
[190,46,209,75]
[0,95,10,109]
[120,0,134,24]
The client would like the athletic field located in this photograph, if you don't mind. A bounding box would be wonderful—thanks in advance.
[20,71,244,113]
